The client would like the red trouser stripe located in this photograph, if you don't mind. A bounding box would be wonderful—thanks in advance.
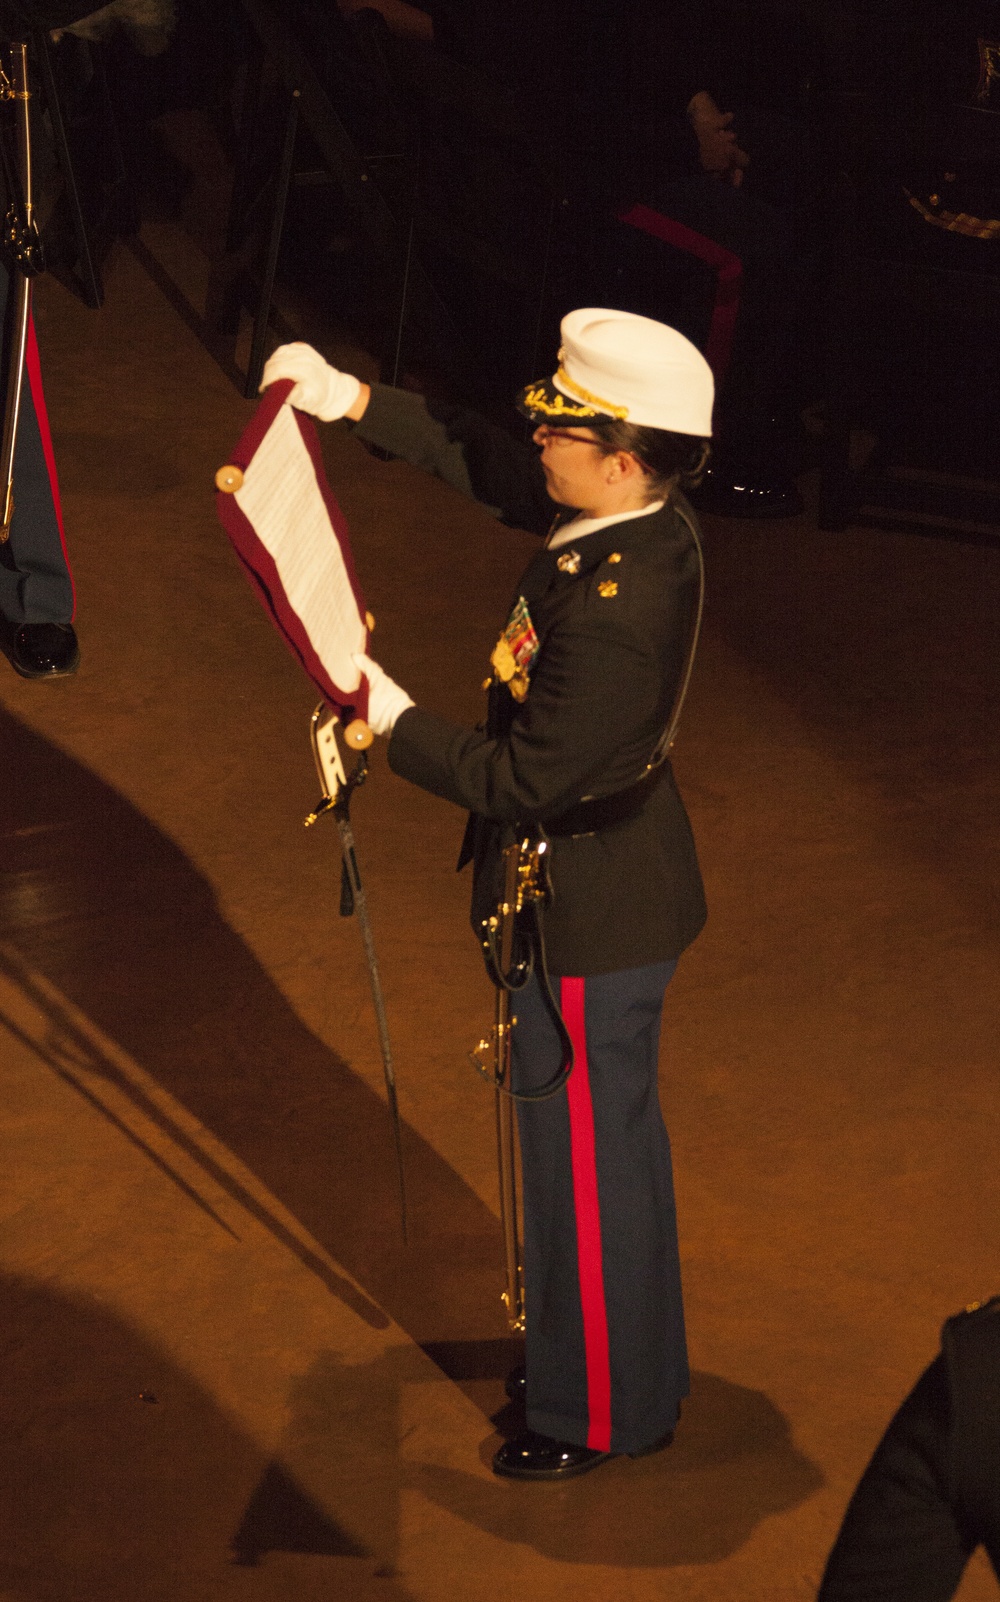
[617,202,744,389]
[25,309,75,616]
[561,977,612,1451]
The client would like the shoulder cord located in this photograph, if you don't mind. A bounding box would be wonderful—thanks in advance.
[647,501,705,770]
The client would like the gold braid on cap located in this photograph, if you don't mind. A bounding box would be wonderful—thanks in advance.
[555,366,630,420]
[523,385,598,419]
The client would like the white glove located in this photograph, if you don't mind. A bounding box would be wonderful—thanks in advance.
[352,652,415,737]
[260,342,362,421]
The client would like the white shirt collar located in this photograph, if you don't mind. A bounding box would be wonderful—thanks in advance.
[548,500,665,551]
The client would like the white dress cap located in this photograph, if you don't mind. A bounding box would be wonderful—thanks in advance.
[553,308,714,437]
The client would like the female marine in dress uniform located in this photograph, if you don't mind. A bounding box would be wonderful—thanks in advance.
[263,310,713,1479]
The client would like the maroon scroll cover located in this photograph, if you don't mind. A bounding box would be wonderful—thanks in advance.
[215,378,370,723]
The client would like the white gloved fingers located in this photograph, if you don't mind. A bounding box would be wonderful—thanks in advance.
[259,342,328,408]
[260,342,325,388]
[260,342,362,421]
[351,651,415,737]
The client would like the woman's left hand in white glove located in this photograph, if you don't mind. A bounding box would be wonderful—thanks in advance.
[260,342,370,421]
[352,652,415,736]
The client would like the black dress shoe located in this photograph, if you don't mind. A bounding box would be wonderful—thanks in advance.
[504,1363,526,1402]
[492,1430,614,1481]
[11,622,80,678]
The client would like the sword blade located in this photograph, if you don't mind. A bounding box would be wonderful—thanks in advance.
[334,810,408,1243]
[0,44,37,542]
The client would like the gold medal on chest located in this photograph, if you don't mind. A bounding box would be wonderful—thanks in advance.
[490,595,539,702]
[556,548,582,575]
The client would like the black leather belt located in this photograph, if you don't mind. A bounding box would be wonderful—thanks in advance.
[544,763,666,838]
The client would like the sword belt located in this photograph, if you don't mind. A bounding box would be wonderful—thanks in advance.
[544,762,666,839]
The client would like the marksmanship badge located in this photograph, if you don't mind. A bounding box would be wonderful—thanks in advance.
[490,594,539,702]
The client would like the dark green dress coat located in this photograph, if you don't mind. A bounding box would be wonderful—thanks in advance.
[353,384,707,976]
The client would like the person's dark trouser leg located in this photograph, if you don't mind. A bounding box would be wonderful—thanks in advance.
[645,107,825,487]
[512,959,687,1456]
[649,175,801,463]
[0,262,74,630]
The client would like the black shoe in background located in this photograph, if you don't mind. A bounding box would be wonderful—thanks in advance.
[692,467,805,520]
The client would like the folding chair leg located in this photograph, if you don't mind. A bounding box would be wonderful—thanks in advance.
[225,28,265,257]
[34,28,103,310]
[817,409,852,530]
[244,89,299,398]
[819,173,861,532]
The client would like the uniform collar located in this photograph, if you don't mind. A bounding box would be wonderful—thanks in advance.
[546,498,684,577]
[515,499,687,611]
[547,499,665,551]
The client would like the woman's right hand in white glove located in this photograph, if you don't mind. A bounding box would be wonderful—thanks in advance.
[260,342,369,421]
[351,652,415,737]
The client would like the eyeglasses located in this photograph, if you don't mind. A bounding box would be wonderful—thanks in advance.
[533,425,602,447]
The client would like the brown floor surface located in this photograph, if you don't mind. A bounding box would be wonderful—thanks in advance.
[2,188,999,1601]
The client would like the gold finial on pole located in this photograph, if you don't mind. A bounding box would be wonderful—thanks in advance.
[215,464,244,493]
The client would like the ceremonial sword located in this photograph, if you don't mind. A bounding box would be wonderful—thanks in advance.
[305,702,408,1243]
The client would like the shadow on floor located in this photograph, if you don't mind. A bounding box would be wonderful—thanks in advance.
[0,1273,415,1601]
[0,707,507,1350]
[442,1363,825,1568]
[0,709,826,1574]
[249,1346,824,1570]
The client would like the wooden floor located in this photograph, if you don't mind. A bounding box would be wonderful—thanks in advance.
[1,180,999,1601]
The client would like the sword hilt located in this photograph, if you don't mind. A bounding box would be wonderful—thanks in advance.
[304,795,336,827]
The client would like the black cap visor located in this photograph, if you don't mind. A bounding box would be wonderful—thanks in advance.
[516,378,605,426]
